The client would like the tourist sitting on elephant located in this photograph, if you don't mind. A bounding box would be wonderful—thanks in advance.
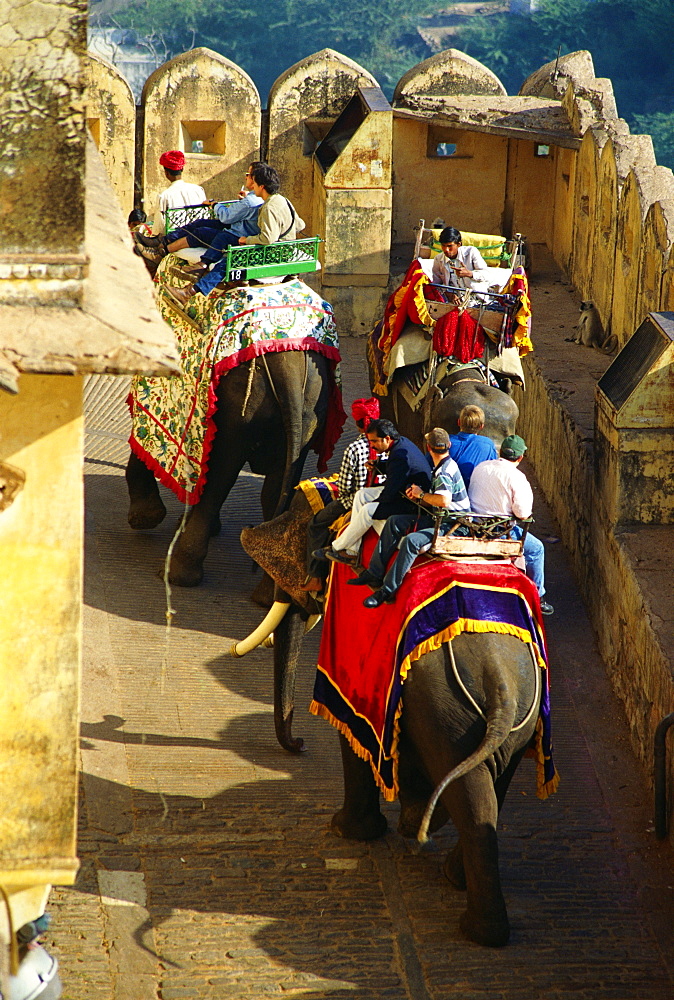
[151,149,206,235]
[449,404,498,487]
[313,418,431,567]
[432,226,492,294]
[349,427,470,607]
[468,434,554,615]
[134,161,265,266]
[165,164,306,308]
[300,396,384,594]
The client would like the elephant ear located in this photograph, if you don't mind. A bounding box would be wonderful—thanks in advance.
[240,495,317,613]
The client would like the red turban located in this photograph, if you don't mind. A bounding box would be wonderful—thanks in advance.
[351,397,380,424]
[159,150,185,171]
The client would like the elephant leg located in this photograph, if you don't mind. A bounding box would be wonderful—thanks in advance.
[443,764,510,948]
[126,452,166,530]
[331,734,388,842]
[443,840,467,891]
[397,731,449,839]
[168,438,247,586]
[273,607,306,753]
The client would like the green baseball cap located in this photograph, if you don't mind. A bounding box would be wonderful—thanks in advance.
[500,434,527,458]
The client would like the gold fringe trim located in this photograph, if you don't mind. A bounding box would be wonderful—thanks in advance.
[309,700,399,800]
[312,617,552,803]
[534,716,560,800]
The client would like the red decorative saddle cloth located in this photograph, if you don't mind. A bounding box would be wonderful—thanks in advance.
[310,530,558,801]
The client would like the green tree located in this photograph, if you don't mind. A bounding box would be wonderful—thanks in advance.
[454,0,674,168]
[104,0,437,100]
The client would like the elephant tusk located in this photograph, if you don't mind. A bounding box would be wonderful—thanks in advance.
[244,612,321,651]
[304,614,322,634]
[228,601,291,657]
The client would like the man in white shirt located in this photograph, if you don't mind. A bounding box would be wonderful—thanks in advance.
[468,434,554,614]
[431,225,492,294]
[152,150,206,235]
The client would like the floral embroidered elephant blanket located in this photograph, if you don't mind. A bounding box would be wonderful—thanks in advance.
[128,268,344,503]
[310,530,559,803]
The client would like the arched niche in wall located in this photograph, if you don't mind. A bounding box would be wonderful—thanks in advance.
[266,49,377,235]
[141,47,261,221]
[84,54,136,215]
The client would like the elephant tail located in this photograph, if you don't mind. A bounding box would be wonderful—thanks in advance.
[417,644,540,844]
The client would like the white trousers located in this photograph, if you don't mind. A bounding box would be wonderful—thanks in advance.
[332,485,386,556]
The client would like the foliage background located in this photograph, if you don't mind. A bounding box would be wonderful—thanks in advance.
[96,0,674,169]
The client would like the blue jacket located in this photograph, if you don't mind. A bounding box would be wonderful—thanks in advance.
[372,436,432,519]
[215,191,263,237]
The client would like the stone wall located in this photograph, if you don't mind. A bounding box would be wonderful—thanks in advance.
[84,54,136,215]
[142,48,261,226]
[267,49,378,237]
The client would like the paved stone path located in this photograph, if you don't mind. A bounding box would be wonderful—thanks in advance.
[46,334,674,999]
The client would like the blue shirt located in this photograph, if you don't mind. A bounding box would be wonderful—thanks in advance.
[449,432,497,487]
[215,192,263,237]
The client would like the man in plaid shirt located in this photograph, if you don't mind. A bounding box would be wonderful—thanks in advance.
[300,398,383,592]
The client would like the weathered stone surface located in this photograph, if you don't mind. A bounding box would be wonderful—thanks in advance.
[84,53,136,216]
[394,48,506,105]
[142,47,261,225]
[267,49,378,236]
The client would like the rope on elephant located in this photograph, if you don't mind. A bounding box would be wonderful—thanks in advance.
[161,500,191,693]
[241,358,256,417]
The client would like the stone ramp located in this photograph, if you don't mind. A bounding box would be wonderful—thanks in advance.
[46,336,674,999]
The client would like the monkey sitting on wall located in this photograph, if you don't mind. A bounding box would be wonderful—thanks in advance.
[565,300,618,354]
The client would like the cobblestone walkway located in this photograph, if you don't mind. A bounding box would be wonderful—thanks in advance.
[47,336,674,999]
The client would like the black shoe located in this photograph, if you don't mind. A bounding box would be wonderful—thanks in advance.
[363,589,396,608]
[312,547,332,562]
[540,600,554,615]
[347,572,383,589]
[325,548,358,566]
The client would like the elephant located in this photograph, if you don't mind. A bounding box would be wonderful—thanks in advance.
[126,348,335,587]
[235,490,548,947]
[377,367,519,451]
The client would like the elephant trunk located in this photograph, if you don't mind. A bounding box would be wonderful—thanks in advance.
[273,607,307,753]
[228,601,291,657]
[417,643,540,844]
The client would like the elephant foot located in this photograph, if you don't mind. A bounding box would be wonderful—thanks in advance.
[398,799,449,839]
[459,909,510,948]
[331,808,387,842]
[443,845,467,891]
[128,497,167,530]
[165,556,204,587]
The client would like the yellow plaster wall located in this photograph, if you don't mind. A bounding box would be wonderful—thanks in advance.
[0,375,82,885]
[392,118,508,243]
[142,47,261,225]
[611,171,642,348]
[639,203,672,322]
[507,138,556,243]
[590,139,619,338]
[551,145,577,274]
[569,131,600,299]
[84,54,135,216]
[267,50,377,237]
